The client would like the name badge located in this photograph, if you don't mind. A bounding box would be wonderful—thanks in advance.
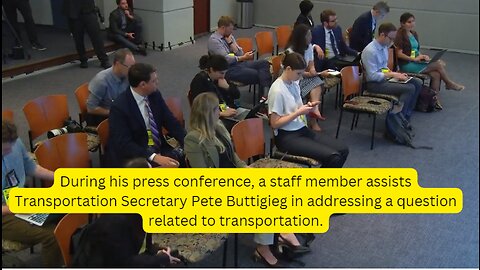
[147,129,154,146]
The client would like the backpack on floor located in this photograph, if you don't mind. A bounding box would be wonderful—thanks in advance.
[385,113,432,149]
[415,85,440,112]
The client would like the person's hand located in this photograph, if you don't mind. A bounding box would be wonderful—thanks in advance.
[221,108,237,117]
[158,247,182,265]
[308,69,318,77]
[297,104,314,115]
[126,32,135,40]
[241,51,254,61]
[217,78,230,89]
[314,45,325,59]
[307,101,320,107]
[393,72,409,81]
[124,9,134,19]
[421,54,430,61]
[224,34,233,44]
[318,70,330,78]
[152,154,180,168]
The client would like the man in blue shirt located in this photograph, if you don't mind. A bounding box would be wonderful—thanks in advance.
[208,16,271,100]
[86,48,135,126]
[361,23,422,120]
[2,120,62,267]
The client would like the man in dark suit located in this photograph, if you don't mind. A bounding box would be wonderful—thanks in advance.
[107,63,186,168]
[63,0,111,69]
[107,0,146,56]
[311,9,358,71]
[349,1,390,52]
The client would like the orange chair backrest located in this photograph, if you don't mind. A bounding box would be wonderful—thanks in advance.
[54,214,90,267]
[236,37,254,54]
[34,133,90,187]
[275,25,292,52]
[165,96,185,128]
[255,31,274,57]
[2,109,14,122]
[340,66,361,101]
[345,26,353,46]
[271,54,284,80]
[97,119,109,153]
[231,118,264,161]
[23,95,69,141]
[74,83,89,117]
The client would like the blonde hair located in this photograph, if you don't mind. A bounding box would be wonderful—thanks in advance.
[189,92,225,153]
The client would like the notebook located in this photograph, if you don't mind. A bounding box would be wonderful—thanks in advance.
[418,49,447,73]
[15,213,64,226]
[388,76,413,84]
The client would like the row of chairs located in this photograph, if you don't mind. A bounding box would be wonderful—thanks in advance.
[236,25,292,60]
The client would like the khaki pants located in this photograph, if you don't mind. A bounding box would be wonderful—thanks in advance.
[2,215,63,267]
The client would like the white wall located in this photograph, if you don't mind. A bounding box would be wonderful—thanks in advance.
[210,0,236,31]
[253,0,479,54]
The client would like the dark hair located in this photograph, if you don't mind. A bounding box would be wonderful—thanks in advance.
[124,157,150,168]
[320,9,336,23]
[283,51,306,70]
[2,120,18,143]
[116,0,122,5]
[287,24,310,55]
[217,16,234,27]
[378,22,396,36]
[113,48,133,64]
[198,55,229,71]
[299,0,314,16]
[373,1,390,13]
[400,12,415,24]
[128,63,156,87]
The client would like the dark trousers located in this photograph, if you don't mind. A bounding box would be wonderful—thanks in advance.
[275,127,349,168]
[108,19,143,51]
[3,0,38,44]
[319,57,359,71]
[226,59,272,96]
[367,77,422,120]
[69,12,108,63]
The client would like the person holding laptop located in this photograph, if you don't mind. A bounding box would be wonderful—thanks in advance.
[2,120,62,267]
[362,23,422,121]
[394,12,464,91]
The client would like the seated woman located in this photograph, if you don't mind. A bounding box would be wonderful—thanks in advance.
[190,54,241,131]
[184,93,309,266]
[394,12,464,92]
[268,52,349,168]
[185,92,246,168]
[287,24,333,131]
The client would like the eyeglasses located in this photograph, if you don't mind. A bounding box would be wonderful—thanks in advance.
[119,62,132,68]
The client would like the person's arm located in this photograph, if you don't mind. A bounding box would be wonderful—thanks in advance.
[2,205,12,216]
[87,80,109,116]
[184,133,209,168]
[156,93,186,147]
[33,166,54,182]
[109,11,126,36]
[269,105,312,129]
[362,47,386,82]
[208,36,237,64]
[337,27,358,56]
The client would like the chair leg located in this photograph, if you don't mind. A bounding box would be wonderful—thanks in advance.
[320,88,326,115]
[336,108,344,138]
[370,114,376,150]
[222,236,228,267]
[334,86,339,110]
[355,113,360,127]
[350,113,356,130]
[234,233,238,267]
[252,85,257,105]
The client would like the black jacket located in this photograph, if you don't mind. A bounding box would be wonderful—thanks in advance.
[350,11,374,52]
[189,71,240,108]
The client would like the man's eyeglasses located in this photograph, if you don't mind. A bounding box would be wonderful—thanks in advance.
[119,62,132,68]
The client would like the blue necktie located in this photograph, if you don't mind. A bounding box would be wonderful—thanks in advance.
[329,31,339,56]
[144,97,161,149]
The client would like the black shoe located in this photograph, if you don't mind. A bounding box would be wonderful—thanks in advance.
[101,61,111,69]
[303,233,316,247]
[31,41,46,51]
[80,61,88,68]
[253,248,283,267]
[278,235,311,255]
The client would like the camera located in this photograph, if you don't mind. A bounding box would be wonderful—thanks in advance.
[47,118,84,139]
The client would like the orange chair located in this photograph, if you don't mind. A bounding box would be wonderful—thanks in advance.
[34,133,91,187]
[74,83,89,127]
[275,25,292,54]
[270,54,284,81]
[23,95,69,151]
[164,96,185,129]
[231,118,265,162]
[235,37,254,60]
[54,214,90,267]
[335,66,391,149]
[2,109,14,122]
[97,119,109,166]
[255,31,274,59]
[344,26,353,47]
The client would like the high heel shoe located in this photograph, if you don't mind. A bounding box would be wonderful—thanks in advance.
[253,248,283,267]
[308,111,327,121]
[446,83,465,91]
[278,235,311,255]
[303,233,316,247]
